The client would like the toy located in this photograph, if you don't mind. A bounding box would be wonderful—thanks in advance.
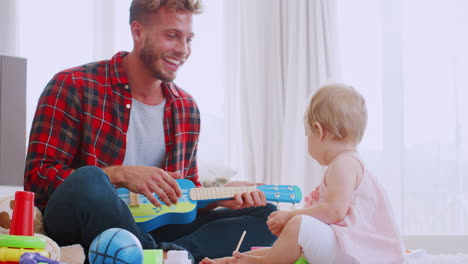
[88,228,143,264]
[0,235,46,249]
[0,191,50,263]
[164,250,191,264]
[118,179,302,232]
[0,195,44,235]
[294,256,309,264]
[235,231,246,252]
[0,247,49,262]
[10,191,35,236]
[19,252,60,264]
[142,249,163,264]
[0,193,86,264]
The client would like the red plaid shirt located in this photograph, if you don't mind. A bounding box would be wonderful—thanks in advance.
[25,52,201,211]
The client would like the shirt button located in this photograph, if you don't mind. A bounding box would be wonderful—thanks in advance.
[124,84,129,90]
[126,104,131,109]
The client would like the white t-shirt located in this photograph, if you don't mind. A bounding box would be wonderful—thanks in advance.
[122,98,166,167]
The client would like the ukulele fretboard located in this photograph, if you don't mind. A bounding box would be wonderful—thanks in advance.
[189,186,257,201]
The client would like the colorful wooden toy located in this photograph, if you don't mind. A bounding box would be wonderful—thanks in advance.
[118,179,303,232]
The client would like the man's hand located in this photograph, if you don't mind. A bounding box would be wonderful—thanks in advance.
[267,210,294,236]
[216,181,267,209]
[103,166,182,207]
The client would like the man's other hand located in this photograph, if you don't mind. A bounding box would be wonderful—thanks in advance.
[216,181,267,209]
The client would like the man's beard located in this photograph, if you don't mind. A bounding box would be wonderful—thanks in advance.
[139,43,176,83]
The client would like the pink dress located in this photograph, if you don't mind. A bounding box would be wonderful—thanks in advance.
[304,152,405,264]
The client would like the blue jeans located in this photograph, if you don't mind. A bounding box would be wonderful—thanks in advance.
[43,166,277,262]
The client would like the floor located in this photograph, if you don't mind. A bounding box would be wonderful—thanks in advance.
[1,185,468,263]
[405,253,468,263]
[404,235,468,254]
[404,235,468,263]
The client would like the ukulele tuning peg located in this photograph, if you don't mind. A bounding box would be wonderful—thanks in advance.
[288,185,293,190]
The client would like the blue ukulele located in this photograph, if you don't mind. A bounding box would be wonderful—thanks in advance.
[117,179,302,232]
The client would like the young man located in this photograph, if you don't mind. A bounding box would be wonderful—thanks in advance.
[24,0,276,262]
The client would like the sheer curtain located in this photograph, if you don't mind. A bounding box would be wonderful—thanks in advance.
[224,0,339,193]
[336,0,468,235]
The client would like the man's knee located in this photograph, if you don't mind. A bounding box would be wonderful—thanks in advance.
[263,202,277,214]
[70,166,109,186]
[250,202,277,218]
[49,166,113,207]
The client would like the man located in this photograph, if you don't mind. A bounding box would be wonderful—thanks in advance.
[24,0,276,262]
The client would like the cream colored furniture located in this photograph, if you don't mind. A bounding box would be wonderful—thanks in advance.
[0,55,27,186]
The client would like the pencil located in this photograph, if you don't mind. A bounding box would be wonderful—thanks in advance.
[235,230,247,252]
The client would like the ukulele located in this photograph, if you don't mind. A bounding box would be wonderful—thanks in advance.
[117,179,302,232]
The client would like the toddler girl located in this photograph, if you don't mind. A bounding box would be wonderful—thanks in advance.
[200,83,404,264]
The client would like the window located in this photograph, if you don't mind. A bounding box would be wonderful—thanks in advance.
[336,0,468,235]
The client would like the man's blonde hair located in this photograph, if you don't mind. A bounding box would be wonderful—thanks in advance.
[129,0,203,24]
[305,83,368,144]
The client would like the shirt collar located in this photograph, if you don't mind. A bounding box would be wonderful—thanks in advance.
[110,51,129,87]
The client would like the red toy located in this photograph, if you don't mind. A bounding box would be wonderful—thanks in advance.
[0,191,48,264]
[10,192,35,236]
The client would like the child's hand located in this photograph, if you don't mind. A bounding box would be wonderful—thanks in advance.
[229,251,244,263]
[267,211,294,236]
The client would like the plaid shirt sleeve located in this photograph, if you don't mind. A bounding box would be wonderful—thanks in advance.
[24,71,82,209]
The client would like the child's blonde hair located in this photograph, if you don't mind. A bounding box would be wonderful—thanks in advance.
[306,83,367,144]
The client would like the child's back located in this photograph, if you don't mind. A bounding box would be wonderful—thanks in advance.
[305,151,404,263]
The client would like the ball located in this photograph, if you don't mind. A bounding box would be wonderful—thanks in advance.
[88,228,143,264]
